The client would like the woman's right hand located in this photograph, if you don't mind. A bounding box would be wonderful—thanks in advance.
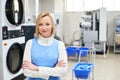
[22,60,39,71]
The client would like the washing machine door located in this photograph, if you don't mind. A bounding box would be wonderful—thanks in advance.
[7,43,23,74]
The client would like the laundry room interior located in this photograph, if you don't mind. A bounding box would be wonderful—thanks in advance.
[0,0,120,80]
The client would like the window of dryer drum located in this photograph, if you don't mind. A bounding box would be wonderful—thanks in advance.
[5,0,24,26]
[7,43,23,74]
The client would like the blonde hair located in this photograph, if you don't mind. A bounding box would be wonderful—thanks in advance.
[34,12,56,38]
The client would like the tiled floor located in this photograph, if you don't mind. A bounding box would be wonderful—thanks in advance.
[61,48,120,80]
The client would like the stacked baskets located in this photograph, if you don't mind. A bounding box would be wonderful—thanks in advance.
[66,46,78,56]
[78,47,90,57]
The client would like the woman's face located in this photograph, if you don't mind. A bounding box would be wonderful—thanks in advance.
[38,16,53,38]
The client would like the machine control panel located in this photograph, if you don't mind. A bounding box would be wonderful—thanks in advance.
[8,30,21,38]
[2,26,8,40]
[2,26,24,40]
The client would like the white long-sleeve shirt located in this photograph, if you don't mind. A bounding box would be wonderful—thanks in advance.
[22,35,68,79]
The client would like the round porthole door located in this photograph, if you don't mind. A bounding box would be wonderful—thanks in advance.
[6,43,23,74]
[5,0,24,25]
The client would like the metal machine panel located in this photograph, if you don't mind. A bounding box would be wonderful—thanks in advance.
[99,8,107,41]
[83,31,98,43]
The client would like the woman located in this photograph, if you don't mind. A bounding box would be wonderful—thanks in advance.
[22,12,68,80]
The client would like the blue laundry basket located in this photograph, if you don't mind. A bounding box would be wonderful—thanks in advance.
[73,62,94,79]
[66,46,77,56]
[78,47,90,57]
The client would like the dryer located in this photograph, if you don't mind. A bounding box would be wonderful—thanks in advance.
[0,26,25,80]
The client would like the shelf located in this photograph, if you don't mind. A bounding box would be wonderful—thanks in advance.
[114,17,120,53]
[114,42,120,52]
[114,46,120,51]
[115,32,120,34]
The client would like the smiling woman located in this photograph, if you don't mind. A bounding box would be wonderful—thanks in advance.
[5,0,23,25]
[22,12,68,80]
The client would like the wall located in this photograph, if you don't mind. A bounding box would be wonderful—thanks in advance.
[63,12,84,45]
[41,0,54,12]
[63,11,120,46]
[41,0,64,40]
[23,0,42,23]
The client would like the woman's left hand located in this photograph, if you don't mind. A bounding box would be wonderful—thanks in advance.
[22,60,39,71]
[56,60,66,67]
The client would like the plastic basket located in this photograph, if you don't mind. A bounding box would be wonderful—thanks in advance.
[73,62,93,79]
[78,47,90,57]
[66,46,77,56]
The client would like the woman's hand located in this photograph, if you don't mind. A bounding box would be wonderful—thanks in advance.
[55,60,66,67]
[22,60,39,71]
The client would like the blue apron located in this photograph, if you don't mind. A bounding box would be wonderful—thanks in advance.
[28,38,60,80]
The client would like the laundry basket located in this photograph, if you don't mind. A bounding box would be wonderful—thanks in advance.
[77,47,90,62]
[73,62,94,79]
[66,46,78,61]
[66,46,77,56]
[78,47,90,56]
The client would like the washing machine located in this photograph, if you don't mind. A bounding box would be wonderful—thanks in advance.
[0,26,26,80]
